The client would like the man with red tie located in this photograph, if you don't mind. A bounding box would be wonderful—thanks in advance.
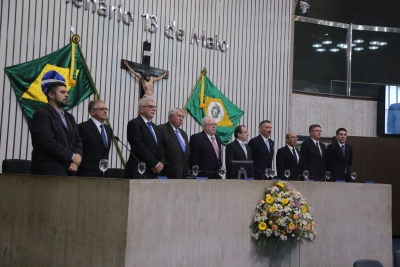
[299,124,326,180]
[189,116,222,179]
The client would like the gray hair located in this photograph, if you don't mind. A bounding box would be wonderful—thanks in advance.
[88,99,104,113]
[138,96,154,112]
[202,116,214,126]
[168,107,184,119]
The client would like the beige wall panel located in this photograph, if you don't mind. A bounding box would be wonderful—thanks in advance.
[291,93,377,138]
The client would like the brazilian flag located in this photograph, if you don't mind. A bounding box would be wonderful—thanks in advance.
[185,71,244,145]
[5,43,95,120]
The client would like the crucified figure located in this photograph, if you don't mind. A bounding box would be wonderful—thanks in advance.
[124,61,168,97]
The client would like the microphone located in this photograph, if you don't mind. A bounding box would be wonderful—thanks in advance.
[114,136,140,163]
[253,164,269,180]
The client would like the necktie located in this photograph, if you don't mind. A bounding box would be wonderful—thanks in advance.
[175,129,186,152]
[265,139,270,153]
[316,142,322,157]
[211,136,219,159]
[241,142,248,159]
[341,144,347,174]
[147,122,158,145]
[292,148,298,163]
[100,124,107,147]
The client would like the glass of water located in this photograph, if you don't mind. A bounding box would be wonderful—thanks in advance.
[351,172,357,180]
[325,171,331,181]
[270,169,276,179]
[303,170,309,181]
[218,167,225,179]
[284,170,290,180]
[265,168,271,180]
[192,165,199,178]
[138,162,146,179]
[99,159,109,178]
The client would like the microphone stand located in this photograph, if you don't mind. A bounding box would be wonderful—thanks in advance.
[114,136,145,178]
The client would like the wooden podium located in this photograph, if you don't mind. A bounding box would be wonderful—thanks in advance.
[0,175,392,267]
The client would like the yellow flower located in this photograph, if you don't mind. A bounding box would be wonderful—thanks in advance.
[266,195,274,204]
[312,221,317,226]
[277,182,284,188]
[258,222,267,231]
[282,198,289,205]
[269,206,276,212]
[302,205,307,213]
[289,222,296,229]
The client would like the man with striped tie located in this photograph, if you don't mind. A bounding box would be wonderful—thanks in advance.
[326,128,353,182]
[158,108,190,178]
[225,125,253,179]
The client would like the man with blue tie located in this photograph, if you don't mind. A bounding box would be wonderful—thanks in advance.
[225,125,253,179]
[124,97,165,178]
[77,100,113,177]
[248,120,274,180]
[326,128,353,182]
[158,108,190,178]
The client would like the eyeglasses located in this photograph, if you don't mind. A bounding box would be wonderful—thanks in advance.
[207,123,217,126]
[143,105,157,109]
[289,136,298,139]
[92,108,108,111]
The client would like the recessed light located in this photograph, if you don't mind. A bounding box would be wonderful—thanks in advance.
[369,46,379,50]
[330,48,339,52]
[316,48,326,52]
[379,42,387,46]
[370,41,380,45]
[312,44,322,48]
[354,47,364,51]
[353,39,364,43]
[322,40,332,45]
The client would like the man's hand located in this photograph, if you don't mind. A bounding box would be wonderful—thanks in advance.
[68,162,78,172]
[72,153,82,166]
[151,162,164,173]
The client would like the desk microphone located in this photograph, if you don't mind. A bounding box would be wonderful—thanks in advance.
[253,165,269,180]
[114,136,140,163]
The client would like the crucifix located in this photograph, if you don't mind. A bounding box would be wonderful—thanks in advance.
[121,41,168,98]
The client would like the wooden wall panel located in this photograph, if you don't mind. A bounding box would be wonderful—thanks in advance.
[0,0,294,169]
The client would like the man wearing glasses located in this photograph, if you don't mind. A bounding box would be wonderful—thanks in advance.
[189,116,222,179]
[299,124,326,180]
[124,97,165,178]
[77,100,113,177]
[276,132,300,180]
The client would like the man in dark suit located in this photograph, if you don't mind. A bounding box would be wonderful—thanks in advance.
[124,97,165,178]
[189,116,222,179]
[158,107,190,178]
[276,132,300,180]
[29,70,82,176]
[248,120,274,180]
[300,124,326,180]
[326,128,353,182]
[225,125,253,179]
[77,100,113,177]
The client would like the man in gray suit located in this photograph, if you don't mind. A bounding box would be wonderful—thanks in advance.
[158,108,190,178]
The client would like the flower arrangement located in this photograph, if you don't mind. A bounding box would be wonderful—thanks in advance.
[250,181,317,250]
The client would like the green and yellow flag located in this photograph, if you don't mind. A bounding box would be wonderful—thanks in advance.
[185,71,244,145]
[5,43,95,120]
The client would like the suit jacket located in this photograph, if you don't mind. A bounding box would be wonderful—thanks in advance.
[225,140,253,179]
[158,122,190,178]
[189,131,222,179]
[29,104,83,176]
[387,103,400,134]
[124,116,165,179]
[76,119,113,177]
[276,145,300,180]
[299,138,326,180]
[326,142,353,182]
[248,135,274,180]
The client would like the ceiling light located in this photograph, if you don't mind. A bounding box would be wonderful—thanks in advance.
[322,40,332,45]
[354,47,364,51]
[337,44,347,49]
[370,41,380,45]
[316,48,326,52]
[353,39,364,43]
[369,46,379,50]
[312,44,322,48]
[330,48,339,52]
[379,41,387,46]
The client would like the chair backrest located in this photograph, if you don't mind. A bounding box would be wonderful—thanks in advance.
[394,250,400,267]
[105,168,125,178]
[2,159,32,174]
[353,259,383,267]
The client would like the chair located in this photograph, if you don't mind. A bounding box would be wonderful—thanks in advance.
[394,250,400,267]
[353,259,383,267]
[105,168,125,178]
[2,159,32,174]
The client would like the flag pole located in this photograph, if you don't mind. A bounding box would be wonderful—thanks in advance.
[184,68,208,115]
[71,35,126,167]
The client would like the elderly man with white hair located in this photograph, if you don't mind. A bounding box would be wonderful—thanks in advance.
[188,116,222,179]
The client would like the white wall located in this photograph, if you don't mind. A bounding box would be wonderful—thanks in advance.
[0,0,295,169]
[291,93,377,137]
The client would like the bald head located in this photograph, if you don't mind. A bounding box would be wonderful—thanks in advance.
[285,132,298,147]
